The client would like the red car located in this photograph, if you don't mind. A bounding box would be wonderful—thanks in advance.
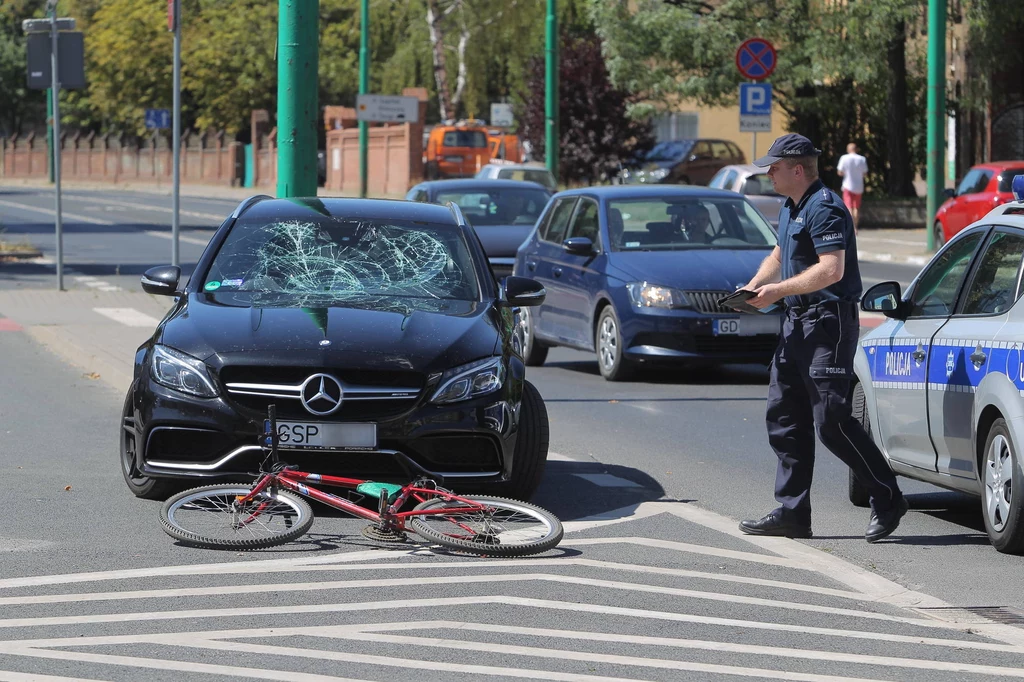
[934,161,1024,246]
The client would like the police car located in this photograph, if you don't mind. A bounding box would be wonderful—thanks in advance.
[853,175,1024,554]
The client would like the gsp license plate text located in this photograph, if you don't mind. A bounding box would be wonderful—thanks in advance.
[277,422,377,450]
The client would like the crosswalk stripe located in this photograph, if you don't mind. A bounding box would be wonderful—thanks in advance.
[92,308,160,328]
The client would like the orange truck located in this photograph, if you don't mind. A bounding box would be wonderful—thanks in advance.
[424,120,524,179]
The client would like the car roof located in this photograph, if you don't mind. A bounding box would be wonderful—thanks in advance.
[413,178,551,192]
[980,201,1024,228]
[968,160,1024,172]
[715,164,767,176]
[552,185,741,200]
[235,196,459,224]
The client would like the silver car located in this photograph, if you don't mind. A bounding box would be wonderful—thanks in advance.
[853,178,1024,553]
[708,164,785,227]
[475,163,557,191]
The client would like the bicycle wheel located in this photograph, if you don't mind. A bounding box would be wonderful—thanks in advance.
[409,495,563,557]
[160,485,314,550]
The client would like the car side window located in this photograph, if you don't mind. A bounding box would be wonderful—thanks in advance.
[691,141,712,160]
[567,199,600,248]
[956,170,986,196]
[722,170,738,190]
[727,142,744,160]
[973,170,994,193]
[960,230,1024,316]
[909,232,984,317]
[540,198,576,244]
[708,168,729,189]
[410,190,428,202]
[711,142,731,159]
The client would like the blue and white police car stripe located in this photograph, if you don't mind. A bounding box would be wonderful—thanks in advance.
[862,337,1024,396]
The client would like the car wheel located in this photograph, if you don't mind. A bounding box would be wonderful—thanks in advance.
[981,418,1024,554]
[933,221,946,250]
[481,381,550,501]
[848,382,872,508]
[120,389,178,500]
[520,307,548,367]
[596,306,634,381]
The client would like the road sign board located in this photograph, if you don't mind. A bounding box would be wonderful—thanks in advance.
[490,103,514,127]
[735,38,776,81]
[145,109,171,129]
[356,94,419,123]
[739,83,772,116]
[26,32,85,90]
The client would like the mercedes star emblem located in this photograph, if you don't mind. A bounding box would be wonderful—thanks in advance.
[300,373,344,415]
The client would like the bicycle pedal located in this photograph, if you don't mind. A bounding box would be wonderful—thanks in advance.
[361,525,407,543]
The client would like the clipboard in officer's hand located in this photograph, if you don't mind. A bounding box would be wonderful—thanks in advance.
[717,289,770,314]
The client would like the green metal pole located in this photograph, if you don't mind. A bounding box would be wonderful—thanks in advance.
[276,0,319,198]
[545,0,558,181]
[925,0,946,251]
[46,5,54,184]
[358,0,369,198]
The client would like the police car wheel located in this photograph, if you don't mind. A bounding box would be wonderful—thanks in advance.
[596,306,634,381]
[848,383,872,508]
[981,419,1024,554]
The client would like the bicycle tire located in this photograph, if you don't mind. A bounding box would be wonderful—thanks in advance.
[160,485,314,550]
[409,495,563,557]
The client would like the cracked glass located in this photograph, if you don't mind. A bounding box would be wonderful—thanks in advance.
[202,218,480,310]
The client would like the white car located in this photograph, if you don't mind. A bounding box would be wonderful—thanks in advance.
[708,164,785,227]
[853,175,1024,553]
[475,163,557,191]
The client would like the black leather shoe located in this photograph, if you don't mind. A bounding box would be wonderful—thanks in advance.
[865,496,909,543]
[739,510,812,538]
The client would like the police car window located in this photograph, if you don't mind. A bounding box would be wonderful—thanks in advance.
[960,231,1024,316]
[542,198,576,243]
[909,232,984,317]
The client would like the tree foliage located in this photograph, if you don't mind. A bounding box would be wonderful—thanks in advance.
[590,0,927,196]
[0,0,47,137]
[519,31,653,185]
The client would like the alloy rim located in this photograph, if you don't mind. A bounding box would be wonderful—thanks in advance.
[599,316,618,370]
[521,308,533,355]
[985,433,1014,532]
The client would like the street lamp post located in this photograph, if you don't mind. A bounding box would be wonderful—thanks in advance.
[358,0,369,199]
[171,0,181,267]
[276,0,319,199]
[925,0,946,251]
[545,0,558,181]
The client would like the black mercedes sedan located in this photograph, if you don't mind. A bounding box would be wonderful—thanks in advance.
[121,196,550,501]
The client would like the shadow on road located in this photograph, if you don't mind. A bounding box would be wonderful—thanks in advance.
[544,360,770,386]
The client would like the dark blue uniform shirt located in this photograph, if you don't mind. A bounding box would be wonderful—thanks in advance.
[777,179,862,308]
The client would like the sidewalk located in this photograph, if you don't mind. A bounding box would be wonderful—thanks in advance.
[856,227,934,267]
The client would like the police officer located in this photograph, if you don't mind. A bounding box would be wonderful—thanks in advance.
[739,134,908,543]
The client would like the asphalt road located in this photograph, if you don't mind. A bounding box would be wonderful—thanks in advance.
[2,186,1023,681]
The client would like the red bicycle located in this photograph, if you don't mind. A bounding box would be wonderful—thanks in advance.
[159,406,563,557]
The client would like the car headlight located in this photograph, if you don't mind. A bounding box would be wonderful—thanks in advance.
[151,345,219,398]
[626,282,690,309]
[430,356,506,404]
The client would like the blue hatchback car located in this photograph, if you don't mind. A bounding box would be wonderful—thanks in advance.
[514,186,782,380]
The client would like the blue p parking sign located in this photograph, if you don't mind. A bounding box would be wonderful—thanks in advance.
[145,109,171,130]
[739,84,772,116]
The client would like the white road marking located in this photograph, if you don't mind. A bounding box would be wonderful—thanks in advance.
[0,199,115,226]
[92,308,161,328]
[144,229,211,246]
[0,671,98,682]
[74,196,225,221]
[547,451,575,461]
[573,472,644,487]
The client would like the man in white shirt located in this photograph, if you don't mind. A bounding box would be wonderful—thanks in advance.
[837,143,868,232]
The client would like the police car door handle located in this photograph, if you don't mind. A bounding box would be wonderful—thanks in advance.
[552,266,563,278]
[912,344,926,362]
[526,259,537,271]
[970,344,987,365]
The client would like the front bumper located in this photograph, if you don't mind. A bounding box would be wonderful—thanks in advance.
[135,380,520,485]
[621,307,780,364]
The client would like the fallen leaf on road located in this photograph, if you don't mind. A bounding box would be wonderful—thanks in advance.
[64,485,72,491]
[83,372,101,380]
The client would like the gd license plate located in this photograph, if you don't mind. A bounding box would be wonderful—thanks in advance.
[713,318,742,335]
[713,316,781,336]
[277,422,377,450]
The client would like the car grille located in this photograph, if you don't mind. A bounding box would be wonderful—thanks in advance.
[219,366,424,421]
[684,290,733,315]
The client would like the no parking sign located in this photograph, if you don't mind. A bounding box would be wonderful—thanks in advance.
[735,38,776,81]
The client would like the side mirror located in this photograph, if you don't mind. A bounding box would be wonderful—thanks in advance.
[943,188,956,199]
[141,265,181,296]
[502,276,546,307]
[562,237,594,255]
[861,281,905,319]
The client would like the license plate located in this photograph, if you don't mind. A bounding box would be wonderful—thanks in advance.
[277,422,377,450]
[714,318,742,335]
[713,316,781,336]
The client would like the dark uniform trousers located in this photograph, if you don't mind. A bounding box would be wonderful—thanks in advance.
[766,301,902,522]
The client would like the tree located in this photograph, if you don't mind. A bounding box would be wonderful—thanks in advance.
[0,0,47,137]
[590,0,926,197]
[519,31,653,185]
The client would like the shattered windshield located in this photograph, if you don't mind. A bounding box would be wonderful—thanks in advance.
[202,218,480,304]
